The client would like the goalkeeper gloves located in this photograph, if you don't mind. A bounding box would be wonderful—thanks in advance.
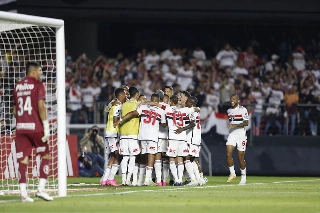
[42,120,50,143]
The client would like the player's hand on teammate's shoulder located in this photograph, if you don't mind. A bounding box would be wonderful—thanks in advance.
[194,107,200,112]
[113,119,121,128]
[227,123,235,129]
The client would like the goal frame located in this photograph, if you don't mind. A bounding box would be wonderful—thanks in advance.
[0,11,66,197]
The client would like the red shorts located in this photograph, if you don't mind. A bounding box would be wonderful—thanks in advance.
[15,132,50,160]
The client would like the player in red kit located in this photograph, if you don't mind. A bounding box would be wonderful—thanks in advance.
[12,62,53,202]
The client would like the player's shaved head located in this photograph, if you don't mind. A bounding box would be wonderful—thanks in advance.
[151,93,160,102]
[114,88,125,98]
[231,94,239,100]
[170,95,179,105]
[189,96,198,105]
[129,86,140,99]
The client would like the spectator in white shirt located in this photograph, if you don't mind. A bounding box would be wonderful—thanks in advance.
[205,86,220,112]
[169,48,182,68]
[91,81,101,101]
[81,81,95,123]
[177,61,194,91]
[68,81,82,124]
[160,48,173,61]
[163,66,177,86]
[144,50,160,70]
[263,82,284,135]
[311,62,320,79]
[292,46,306,71]
[250,82,265,135]
[232,60,249,77]
[192,46,206,68]
[265,54,279,72]
[216,43,237,68]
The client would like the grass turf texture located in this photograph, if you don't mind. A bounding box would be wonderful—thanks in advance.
[0,176,319,213]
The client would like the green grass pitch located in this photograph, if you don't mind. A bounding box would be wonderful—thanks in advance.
[0,176,319,213]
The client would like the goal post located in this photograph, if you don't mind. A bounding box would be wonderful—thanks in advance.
[0,11,66,197]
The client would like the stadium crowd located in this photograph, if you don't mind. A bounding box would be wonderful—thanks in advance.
[64,41,320,136]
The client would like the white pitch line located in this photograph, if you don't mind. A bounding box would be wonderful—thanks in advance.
[272,179,320,184]
[0,178,319,203]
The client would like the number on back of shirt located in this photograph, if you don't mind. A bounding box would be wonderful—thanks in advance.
[143,110,157,125]
[17,96,33,116]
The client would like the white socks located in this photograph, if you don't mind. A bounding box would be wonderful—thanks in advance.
[162,161,169,183]
[169,161,178,182]
[240,168,246,182]
[20,183,27,197]
[132,163,139,184]
[177,162,184,183]
[145,166,153,183]
[101,166,111,182]
[184,160,196,181]
[37,178,47,193]
[192,162,201,180]
[126,156,136,183]
[121,156,129,183]
[108,164,119,180]
[138,164,146,185]
[229,165,235,175]
[154,160,162,183]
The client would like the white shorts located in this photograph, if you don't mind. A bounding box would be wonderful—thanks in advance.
[226,131,247,151]
[141,140,158,155]
[177,141,189,157]
[166,139,188,157]
[158,138,168,153]
[119,138,141,156]
[106,137,119,153]
[189,144,201,157]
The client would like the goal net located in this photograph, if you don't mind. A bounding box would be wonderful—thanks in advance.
[0,12,66,197]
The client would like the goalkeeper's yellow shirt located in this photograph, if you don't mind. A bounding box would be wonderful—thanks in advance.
[120,99,139,138]
[105,104,121,138]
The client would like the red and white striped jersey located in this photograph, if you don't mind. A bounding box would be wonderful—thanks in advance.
[137,105,166,142]
[165,106,194,141]
[186,111,201,145]
[227,105,249,133]
[238,52,258,70]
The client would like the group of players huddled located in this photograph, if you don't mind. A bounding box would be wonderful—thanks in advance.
[100,85,207,186]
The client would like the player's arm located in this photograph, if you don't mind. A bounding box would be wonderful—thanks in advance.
[38,99,47,122]
[160,110,167,128]
[114,110,139,127]
[12,92,17,117]
[228,120,249,129]
[140,101,161,108]
[104,98,119,113]
[12,105,17,117]
[38,98,50,142]
[227,108,249,129]
[112,105,121,124]
[121,110,139,123]
[193,107,200,112]
[174,120,195,134]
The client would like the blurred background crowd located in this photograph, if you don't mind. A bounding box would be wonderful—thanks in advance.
[63,33,320,137]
